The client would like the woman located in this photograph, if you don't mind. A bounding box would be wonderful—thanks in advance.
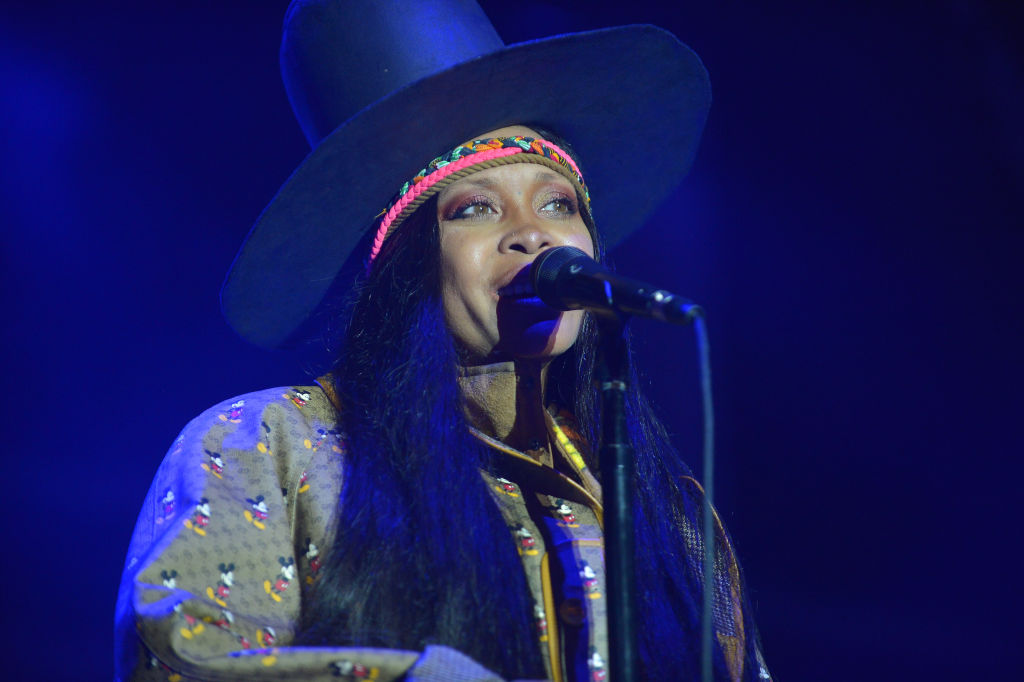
[115,2,770,680]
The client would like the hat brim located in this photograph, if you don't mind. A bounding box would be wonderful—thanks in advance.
[222,25,710,349]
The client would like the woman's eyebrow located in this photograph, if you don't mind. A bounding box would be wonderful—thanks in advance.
[463,176,500,189]
[533,169,565,184]
[440,177,499,196]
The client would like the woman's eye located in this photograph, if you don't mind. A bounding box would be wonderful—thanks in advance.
[540,197,575,214]
[450,199,497,219]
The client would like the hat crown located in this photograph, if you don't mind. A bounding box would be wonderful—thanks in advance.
[282,0,505,147]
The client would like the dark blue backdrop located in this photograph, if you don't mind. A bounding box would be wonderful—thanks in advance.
[2,1,1021,679]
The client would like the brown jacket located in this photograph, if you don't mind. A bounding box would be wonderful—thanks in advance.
[115,382,762,681]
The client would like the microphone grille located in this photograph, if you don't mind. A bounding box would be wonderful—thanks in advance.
[531,246,589,308]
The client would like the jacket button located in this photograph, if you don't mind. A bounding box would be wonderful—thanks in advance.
[558,598,585,626]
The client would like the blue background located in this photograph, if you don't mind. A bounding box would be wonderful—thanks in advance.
[1,1,1021,679]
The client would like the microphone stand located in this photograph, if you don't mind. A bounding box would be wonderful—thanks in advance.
[531,246,712,680]
[594,312,637,682]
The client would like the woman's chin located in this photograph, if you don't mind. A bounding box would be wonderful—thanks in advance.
[493,317,581,361]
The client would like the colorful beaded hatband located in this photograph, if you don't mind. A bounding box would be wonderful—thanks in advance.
[368,136,592,265]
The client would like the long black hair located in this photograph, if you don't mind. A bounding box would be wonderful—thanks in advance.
[298,133,765,680]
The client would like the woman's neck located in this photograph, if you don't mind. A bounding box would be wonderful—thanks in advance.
[457,359,552,462]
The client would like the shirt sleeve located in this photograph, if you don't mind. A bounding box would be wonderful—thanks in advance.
[114,389,423,681]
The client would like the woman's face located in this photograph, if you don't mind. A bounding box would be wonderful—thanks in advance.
[437,125,594,364]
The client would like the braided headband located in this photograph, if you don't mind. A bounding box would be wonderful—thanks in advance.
[367,136,591,265]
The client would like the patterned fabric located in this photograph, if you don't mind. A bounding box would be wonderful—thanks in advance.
[369,136,592,264]
[115,384,767,681]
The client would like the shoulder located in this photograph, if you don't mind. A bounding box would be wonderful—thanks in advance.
[182,383,339,444]
[117,383,345,680]
[161,383,343,488]
[128,383,345,554]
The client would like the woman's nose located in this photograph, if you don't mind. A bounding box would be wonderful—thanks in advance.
[499,225,555,254]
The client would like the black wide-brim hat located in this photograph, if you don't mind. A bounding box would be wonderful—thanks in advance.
[222,0,711,349]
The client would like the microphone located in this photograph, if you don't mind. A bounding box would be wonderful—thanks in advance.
[531,246,702,325]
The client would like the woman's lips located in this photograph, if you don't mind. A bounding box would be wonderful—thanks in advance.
[495,264,535,299]
[497,281,535,298]
[496,282,551,312]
